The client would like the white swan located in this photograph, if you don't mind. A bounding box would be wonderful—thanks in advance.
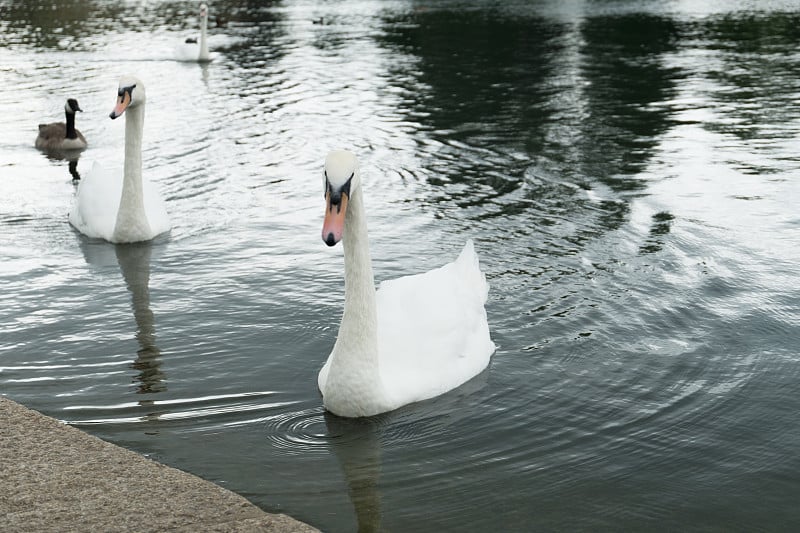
[69,76,170,243]
[317,150,495,418]
[35,98,87,151]
[176,3,210,62]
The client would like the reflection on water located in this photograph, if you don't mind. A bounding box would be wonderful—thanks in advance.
[68,159,81,181]
[76,240,166,399]
[39,148,82,181]
[2,1,800,532]
[0,1,101,49]
[578,13,680,188]
[115,243,165,396]
[639,211,674,255]
[325,414,383,533]
[55,155,82,181]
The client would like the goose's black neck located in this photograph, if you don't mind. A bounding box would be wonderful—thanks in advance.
[65,110,77,139]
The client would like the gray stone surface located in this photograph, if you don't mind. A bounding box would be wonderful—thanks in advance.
[0,397,319,532]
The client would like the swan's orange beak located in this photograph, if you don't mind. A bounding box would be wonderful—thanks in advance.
[109,91,132,120]
[322,190,348,246]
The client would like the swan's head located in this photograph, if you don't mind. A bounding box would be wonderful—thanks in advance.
[109,76,145,119]
[65,98,82,114]
[322,150,360,247]
[200,3,208,20]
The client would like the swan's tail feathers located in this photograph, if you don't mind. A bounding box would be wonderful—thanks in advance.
[457,239,476,263]
[454,239,489,303]
[452,238,495,379]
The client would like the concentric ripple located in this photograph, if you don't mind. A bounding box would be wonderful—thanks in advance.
[2,1,800,532]
[263,407,333,456]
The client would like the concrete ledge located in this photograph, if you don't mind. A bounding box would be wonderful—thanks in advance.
[0,397,318,532]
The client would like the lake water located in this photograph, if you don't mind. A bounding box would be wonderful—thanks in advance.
[2,0,799,530]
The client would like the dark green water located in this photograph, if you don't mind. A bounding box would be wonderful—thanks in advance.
[1,1,799,530]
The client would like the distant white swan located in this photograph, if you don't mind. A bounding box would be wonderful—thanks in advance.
[317,150,495,418]
[69,76,170,243]
[35,98,87,151]
[176,3,210,62]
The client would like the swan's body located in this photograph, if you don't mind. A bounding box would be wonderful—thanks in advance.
[69,76,170,243]
[35,99,87,151]
[176,3,210,62]
[317,151,495,418]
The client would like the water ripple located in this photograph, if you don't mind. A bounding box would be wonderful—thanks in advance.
[3,2,800,532]
[65,391,292,426]
[263,407,336,457]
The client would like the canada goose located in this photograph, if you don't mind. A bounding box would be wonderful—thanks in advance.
[35,98,87,151]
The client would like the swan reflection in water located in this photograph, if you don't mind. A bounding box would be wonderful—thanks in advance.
[115,242,166,395]
[324,413,384,533]
[319,373,490,532]
[78,240,167,398]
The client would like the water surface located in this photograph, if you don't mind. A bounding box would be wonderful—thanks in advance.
[1,1,799,531]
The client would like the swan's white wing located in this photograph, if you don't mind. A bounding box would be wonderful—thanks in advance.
[68,162,170,241]
[175,42,200,62]
[69,161,122,241]
[141,175,171,237]
[376,240,494,404]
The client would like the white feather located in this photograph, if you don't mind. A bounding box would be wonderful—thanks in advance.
[69,76,170,243]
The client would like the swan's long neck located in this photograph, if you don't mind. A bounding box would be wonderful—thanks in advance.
[340,183,378,351]
[113,104,152,243]
[65,110,78,139]
[324,181,386,415]
[199,16,209,61]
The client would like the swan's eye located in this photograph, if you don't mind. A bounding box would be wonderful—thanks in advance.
[118,84,136,97]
